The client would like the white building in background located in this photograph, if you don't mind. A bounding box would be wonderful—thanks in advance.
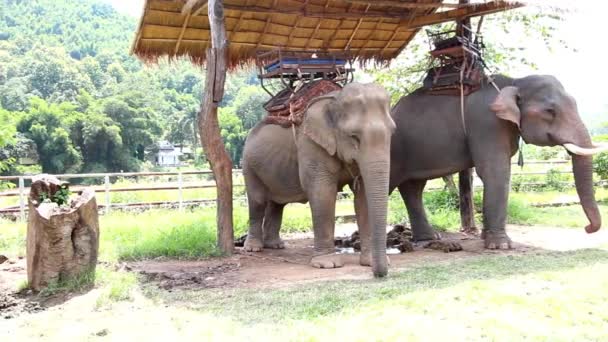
[154,141,182,167]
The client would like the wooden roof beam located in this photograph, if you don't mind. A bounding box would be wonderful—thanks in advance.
[402,1,523,29]
[222,4,404,19]
[345,4,371,50]
[182,0,208,15]
[345,0,461,9]
[174,13,192,55]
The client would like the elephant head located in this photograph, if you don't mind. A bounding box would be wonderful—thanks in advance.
[491,75,607,234]
[303,82,395,277]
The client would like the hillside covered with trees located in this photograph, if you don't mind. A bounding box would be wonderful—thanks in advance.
[0,0,602,178]
[0,0,268,176]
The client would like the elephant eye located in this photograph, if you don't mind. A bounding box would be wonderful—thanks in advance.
[546,108,557,117]
[350,134,360,145]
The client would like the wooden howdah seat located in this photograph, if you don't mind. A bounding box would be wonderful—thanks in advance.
[423,28,486,96]
[257,49,352,127]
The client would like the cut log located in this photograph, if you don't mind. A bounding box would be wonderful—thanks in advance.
[26,175,100,292]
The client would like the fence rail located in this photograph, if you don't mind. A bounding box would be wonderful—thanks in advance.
[0,159,594,220]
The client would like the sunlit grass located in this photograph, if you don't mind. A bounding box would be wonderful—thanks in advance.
[138,249,608,341]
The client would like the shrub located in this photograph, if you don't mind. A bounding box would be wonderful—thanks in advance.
[544,168,567,191]
[594,152,608,180]
[424,190,459,212]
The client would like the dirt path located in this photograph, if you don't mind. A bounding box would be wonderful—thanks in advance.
[2,224,608,320]
[128,224,608,290]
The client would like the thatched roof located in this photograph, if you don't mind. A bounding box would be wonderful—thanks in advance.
[131,0,522,68]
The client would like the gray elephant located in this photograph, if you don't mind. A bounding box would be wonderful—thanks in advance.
[242,82,394,277]
[390,74,607,249]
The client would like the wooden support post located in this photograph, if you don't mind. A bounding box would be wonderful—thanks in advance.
[104,175,111,214]
[459,168,478,235]
[18,176,25,221]
[199,0,234,255]
[178,171,184,212]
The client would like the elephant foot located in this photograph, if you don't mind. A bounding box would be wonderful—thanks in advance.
[359,252,391,267]
[460,226,480,236]
[243,237,264,252]
[412,227,442,242]
[482,230,512,250]
[423,240,463,253]
[310,254,344,269]
[263,238,285,249]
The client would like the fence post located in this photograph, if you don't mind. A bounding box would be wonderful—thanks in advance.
[104,175,111,214]
[18,177,25,221]
[178,171,183,212]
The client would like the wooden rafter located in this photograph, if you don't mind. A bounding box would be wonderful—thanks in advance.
[174,13,192,55]
[182,0,208,15]
[323,2,355,50]
[257,0,279,48]
[139,38,400,52]
[129,0,149,55]
[284,0,309,47]
[402,1,523,28]
[143,11,400,34]
[222,4,404,19]
[345,0,461,9]
[304,0,331,50]
[345,4,371,50]
[230,0,251,40]
[361,17,386,51]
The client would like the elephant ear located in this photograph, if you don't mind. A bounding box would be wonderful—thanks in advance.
[490,86,521,129]
[302,96,338,156]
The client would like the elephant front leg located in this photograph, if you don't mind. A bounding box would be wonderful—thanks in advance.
[262,201,286,249]
[308,182,343,269]
[477,164,512,250]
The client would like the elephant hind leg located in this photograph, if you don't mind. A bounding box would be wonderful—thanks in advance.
[398,180,441,241]
[263,201,286,249]
[399,181,463,252]
[244,172,266,252]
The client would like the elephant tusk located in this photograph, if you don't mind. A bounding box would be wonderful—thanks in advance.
[563,143,608,156]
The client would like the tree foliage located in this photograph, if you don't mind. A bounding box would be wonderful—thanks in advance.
[370,8,567,103]
[0,1,569,174]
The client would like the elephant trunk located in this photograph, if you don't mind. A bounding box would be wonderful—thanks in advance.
[359,158,390,278]
[572,154,601,233]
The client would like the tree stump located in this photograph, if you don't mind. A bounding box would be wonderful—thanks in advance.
[26,175,100,292]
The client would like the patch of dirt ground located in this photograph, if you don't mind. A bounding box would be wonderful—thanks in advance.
[128,224,608,291]
[2,223,608,322]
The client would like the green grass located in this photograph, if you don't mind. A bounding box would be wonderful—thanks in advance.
[0,201,354,262]
[38,267,98,297]
[95,268,138,309]
[1,189,606,264]
[138,249,608,340]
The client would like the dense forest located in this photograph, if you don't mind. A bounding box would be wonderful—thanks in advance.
[0,0,603,178]
[0,0,269,176]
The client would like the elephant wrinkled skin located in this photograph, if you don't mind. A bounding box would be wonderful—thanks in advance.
[242,82,395,277]
[390,74,604,249]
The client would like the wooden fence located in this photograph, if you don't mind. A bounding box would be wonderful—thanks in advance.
[0,159,591,220]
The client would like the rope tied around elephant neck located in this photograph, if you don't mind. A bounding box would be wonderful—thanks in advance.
[288,81,305,142]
